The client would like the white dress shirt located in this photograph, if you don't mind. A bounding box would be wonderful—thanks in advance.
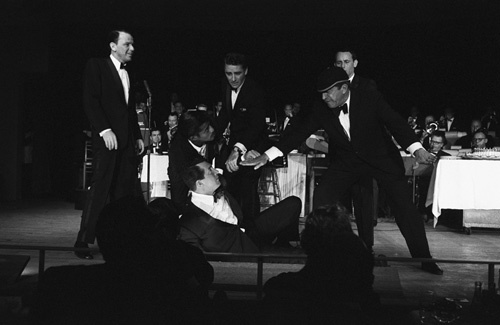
[190,191,238,225]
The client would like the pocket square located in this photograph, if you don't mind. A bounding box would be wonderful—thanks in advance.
[239,107,247,112]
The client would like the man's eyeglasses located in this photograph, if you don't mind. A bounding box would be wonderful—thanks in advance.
[430,140,443,145]
[472,138,486,142]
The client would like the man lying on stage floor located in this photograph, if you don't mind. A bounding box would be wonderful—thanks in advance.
[178,157,300,253]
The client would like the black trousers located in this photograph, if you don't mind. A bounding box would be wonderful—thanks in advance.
[77,140,139,244]
[313,162,431,258]
[248,196,301,246]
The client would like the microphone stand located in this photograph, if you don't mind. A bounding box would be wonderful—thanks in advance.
[144,81,153,203]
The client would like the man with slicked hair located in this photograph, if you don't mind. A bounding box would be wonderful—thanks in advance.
[75,30,144,259]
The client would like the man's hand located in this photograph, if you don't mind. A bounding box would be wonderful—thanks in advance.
[244,150,261,160]
[102,130,118,150]
[240,154,270,170]
[136,139,144,155]
[225,149,240,173]
[414,148,436,164]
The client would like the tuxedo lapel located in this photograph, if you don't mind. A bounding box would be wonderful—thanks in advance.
[348,90,360,140]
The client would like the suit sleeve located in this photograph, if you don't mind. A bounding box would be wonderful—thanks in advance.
[83,59,111,134]
[276,106,322,155]
[373,91,418,149]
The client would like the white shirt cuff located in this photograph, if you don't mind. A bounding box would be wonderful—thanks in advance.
[99,129,111,137]
[265,146,283,161]
[407,142,424,156]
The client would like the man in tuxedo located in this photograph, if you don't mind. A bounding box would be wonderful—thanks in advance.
[146,127,167,154]
[74,30,144,259]
[178,158,300,253]
[216,52,269,221]
[168,111,217,211]
[334,49,378,252]
[242,67,443,275]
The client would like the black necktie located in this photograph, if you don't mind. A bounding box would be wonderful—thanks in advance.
[335,104,348,116]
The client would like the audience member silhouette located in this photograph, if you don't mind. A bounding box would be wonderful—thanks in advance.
[35,196,214,324]
[262,204,379,324]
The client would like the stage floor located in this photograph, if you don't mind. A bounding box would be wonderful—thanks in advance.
[1,197,500,309]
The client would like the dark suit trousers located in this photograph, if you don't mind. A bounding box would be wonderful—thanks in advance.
[351,178,376,249]
[248,196,301,246]
[225,166,262,223]
[78,140,139,244]
[313,163,431,258]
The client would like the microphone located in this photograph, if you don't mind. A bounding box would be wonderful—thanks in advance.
[143,80,152,97]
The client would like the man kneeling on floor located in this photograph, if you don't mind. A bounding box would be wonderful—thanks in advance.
[179,157,300,253]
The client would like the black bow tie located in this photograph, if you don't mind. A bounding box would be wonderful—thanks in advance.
[231,88,238,93]
[213,188,225,203]
[335,104,348,116]
[119,63,127,70]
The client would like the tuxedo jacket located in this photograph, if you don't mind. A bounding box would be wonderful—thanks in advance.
[277,88,418,177]
[351,74,377,92]
[216,77,269,153]
[83,57,141,149]
[168,133,216,209]
[179,193,260,253]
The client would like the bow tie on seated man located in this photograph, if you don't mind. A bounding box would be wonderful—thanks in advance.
[178,156,302,253]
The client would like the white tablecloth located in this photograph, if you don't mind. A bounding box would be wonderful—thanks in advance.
[429,158,500,219]
[141,154,169,182]
[141,154,169,198]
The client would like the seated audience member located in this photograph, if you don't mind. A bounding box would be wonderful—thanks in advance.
[147,127,168,154]
[407,105,424,132]
[262,204,379,324]
[428,131,451,157]
[417,132,450,221]
[277,104,294,135]
[35,196,214,323]
[471,129,493,150]
[147,197,215,303]
[420,115,438,150]
[455,119,482,149]
[438,106,465,132]
[480,105,499,135]
[179,157,301,253]
[163,112,179,146]
[172,100,185,116]
[168,111,217,211]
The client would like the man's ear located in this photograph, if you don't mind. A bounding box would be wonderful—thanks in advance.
[353,59,358,68]
[195,179,204,190]
[341,84,349,93]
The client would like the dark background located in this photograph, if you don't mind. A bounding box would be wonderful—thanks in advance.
[1,0,499,200]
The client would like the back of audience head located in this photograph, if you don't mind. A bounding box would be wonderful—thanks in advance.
[301,203,353,258]
[148,197,181,240]
[96,196,157,265]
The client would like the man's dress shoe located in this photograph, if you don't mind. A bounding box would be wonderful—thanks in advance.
[74,241,93,260]
[421,262,443,275]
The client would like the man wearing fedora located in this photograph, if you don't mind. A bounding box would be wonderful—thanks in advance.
[242,66,443,275]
